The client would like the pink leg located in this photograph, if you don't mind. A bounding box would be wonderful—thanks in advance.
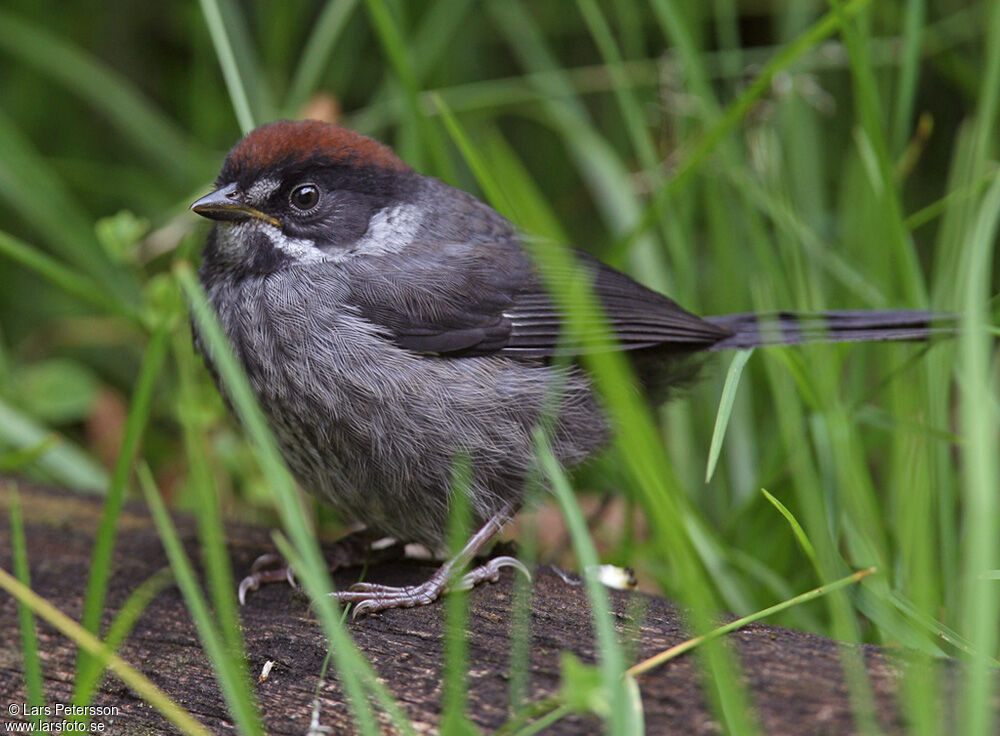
[333,503,529,616]
[237,527,404,605]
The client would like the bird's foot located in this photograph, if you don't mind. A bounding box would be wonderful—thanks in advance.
[238,553,296,605]
[237,527,402,605]
[334,555,530,616]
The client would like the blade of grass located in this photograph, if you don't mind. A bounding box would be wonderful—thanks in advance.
[891,0,926,153]
[0,399,109,493]
[350,0,477,139]
[705,350,753,483]
[441,456,475,735]
[215,0,276,123]
[173,329,253,691]
[286,0,361,112]
[8,485,45,731]
[270,534,415,736]
[362,0,456,181]
[511,703,574,736]
[489,1,675,293]
[0,565,212,736]
[199,0,257,133]
[72,568,174,710]
[833,0,927,308]
[138,465,264,735]
[536,432,635,736]
[760,488,821,575]
[439,92,757,735]
[627,567,876,678]
[74,323,171,700]
[957,170,1000,736]
[0,230,139,323]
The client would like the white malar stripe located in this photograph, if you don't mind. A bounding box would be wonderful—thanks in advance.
[263,223,329,262]
[354,204,424,255]
[216,220,329,264]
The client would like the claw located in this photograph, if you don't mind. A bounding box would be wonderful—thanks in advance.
[238,575,258,606]
[238,553,296,605]
[249,553,284,573]
[451,556,531,592]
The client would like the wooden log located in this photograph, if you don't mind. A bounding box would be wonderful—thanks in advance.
[0,480,965,734]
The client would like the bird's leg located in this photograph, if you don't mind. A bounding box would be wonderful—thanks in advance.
[237,527,405,604]
[333,503,529,616]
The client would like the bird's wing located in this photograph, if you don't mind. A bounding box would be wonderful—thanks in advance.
[338,240,729,358]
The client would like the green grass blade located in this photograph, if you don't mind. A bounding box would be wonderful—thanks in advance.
[138,465,265,736]
[705,350,753,483]
[74,325,171,698]
[891,0,926,153]
[488,0,673,292]
[0,565,212,736]
[441,458,475,735]
[627,567,875,677]
[537,433,633,735]
[957,171,1000,736]
[199,0,257,133]
[347,0,476,138]
[173,328,255,711]
[0,399,109,493]
[437,95,755,735]
[362,0,455,181]
[216,0,277,123]
[832,0,927,308]
[269,535,415,736]
[72,568,174,710]
[574,0,660,171]
[760,488,821,576]
[8,485,45,730]
[0,230,139,322]
[286,0,361,112]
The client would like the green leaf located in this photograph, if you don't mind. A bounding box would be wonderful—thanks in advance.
[0,435,58,473]
[0,398,108,493]
[705,349,753,483]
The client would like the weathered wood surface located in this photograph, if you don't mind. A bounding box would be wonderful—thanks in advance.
[0,481,948,734]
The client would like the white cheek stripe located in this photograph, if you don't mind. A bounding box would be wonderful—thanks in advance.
[264,223,329,262]
[354,204,424,255]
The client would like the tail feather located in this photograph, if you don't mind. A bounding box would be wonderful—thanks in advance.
[703,310,954,351]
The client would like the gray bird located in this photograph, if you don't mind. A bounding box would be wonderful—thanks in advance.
[191,120,943,614]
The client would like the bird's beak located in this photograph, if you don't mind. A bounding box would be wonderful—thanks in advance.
[190,182,281,227]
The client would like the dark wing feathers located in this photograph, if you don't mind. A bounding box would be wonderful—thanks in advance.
[339,241,729,358]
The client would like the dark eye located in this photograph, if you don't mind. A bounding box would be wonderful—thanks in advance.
[289,183,320,211]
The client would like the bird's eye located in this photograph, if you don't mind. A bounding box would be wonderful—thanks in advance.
[289,183,320,211]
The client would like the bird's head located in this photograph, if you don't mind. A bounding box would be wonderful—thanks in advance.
[192,120,418,273]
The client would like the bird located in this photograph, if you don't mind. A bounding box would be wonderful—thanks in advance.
[190,119,946,615]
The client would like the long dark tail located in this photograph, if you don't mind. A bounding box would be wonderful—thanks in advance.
[703,310,954,351]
